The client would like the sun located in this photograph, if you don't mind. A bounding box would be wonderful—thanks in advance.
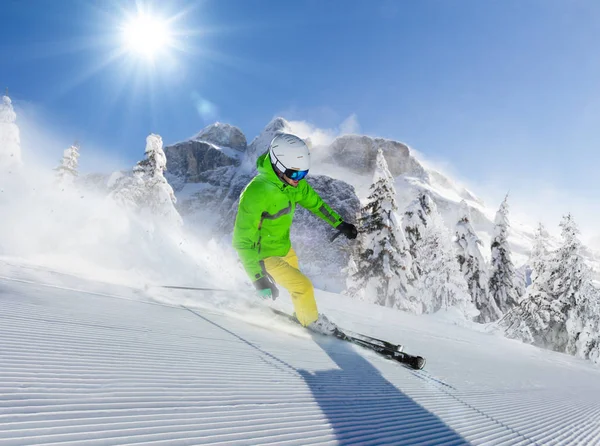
[122,13,173,59]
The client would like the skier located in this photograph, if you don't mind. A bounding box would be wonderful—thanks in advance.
[232,133,358,329]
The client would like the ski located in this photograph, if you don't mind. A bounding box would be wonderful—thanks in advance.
[339,328,404,353]
[269,308,426,370]
[334,329,426,370]
[269,308,401,351]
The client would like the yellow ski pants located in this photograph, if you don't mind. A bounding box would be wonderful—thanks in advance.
[263,248,318,327]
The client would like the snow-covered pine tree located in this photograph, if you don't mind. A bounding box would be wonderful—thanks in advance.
[549,215,600,363]
[403,191,435,281]
[346,148,413,310]
[417,210,474,316]
[111,134,182,227]
[566,278,600,364]
[488,195,520,319]
[455,200,500,322]
[502,215,597,355]
[530,223,551,285]
[134,134,182,226]
[0,91,22,171]
[55,142,80,188]
[501,223,555,344]
[569,282,600,365]
[549,214,595,353]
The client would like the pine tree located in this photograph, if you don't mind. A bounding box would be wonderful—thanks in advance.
[455,200,500,322]
[551,214,593,353]
[530,223,551,285]
[0,91,22,171]
[568,283,600,365]
[502,215,597,355]
[418,212,474,316]
[111,134,182,227]
[488,195,520,319]
[401,193,473,316]
[346,148,413,310]
[501,223,556,344]
[551,216,599,363]
[403,192,435,281]
[55,142,80,188]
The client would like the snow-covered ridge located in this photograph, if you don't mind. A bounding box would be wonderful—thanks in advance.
[192,122,247,153]
[162,116,599,281]
[324,134,426,178]
[163,140,241,192]
[168,117,489,220]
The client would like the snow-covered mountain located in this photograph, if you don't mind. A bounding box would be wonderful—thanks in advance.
[163,116,581,290]
[193,122,247,153]
[163,123,245,193]
[245,117,291,167]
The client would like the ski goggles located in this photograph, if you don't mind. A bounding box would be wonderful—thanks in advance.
[285,169,309,181]
[271,152,309,181]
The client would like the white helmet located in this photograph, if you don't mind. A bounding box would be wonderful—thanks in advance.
[268,134,310,177]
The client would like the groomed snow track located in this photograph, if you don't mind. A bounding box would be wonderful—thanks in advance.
[1,276,600,445]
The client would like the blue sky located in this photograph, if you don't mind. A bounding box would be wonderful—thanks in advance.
[2,0,600,237]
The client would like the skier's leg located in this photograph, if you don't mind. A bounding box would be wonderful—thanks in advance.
[263,248,318,327]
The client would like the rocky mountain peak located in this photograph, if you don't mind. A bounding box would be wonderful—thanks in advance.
[326,134,427,179]
[264,117,292,134]
[245,117,294,167]
[193,122,247,152]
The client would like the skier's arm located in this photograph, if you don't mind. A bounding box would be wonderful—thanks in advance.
[232,184,267,280]
[296,180,343,228]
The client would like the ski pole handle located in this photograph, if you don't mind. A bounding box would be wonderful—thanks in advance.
[330,231,343,242]
[330,224,360,242]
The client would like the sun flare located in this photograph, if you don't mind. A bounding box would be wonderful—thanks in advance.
[122,13,172,59]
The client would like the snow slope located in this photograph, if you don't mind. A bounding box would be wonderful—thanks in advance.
[2,260,600,445]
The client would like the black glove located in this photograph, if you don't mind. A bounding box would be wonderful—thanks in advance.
[337,221,358,239]
[253,274,279,299]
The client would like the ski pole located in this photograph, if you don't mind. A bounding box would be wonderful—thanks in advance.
[330,227,362,242]
[330,231,343,242]
[163,229,356,289]
[156,285,239,292]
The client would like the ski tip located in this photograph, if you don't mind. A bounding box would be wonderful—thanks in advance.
[412,356,426,370]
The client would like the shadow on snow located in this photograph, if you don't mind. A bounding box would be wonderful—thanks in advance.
[183,306,468,445]
[298,333,469,445]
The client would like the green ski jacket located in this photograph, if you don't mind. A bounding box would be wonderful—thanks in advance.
[232,152,343,281]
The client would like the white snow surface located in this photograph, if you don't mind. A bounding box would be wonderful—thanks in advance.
[2,259,600,445]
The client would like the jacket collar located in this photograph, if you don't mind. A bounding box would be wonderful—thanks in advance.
[256,152,288,190]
